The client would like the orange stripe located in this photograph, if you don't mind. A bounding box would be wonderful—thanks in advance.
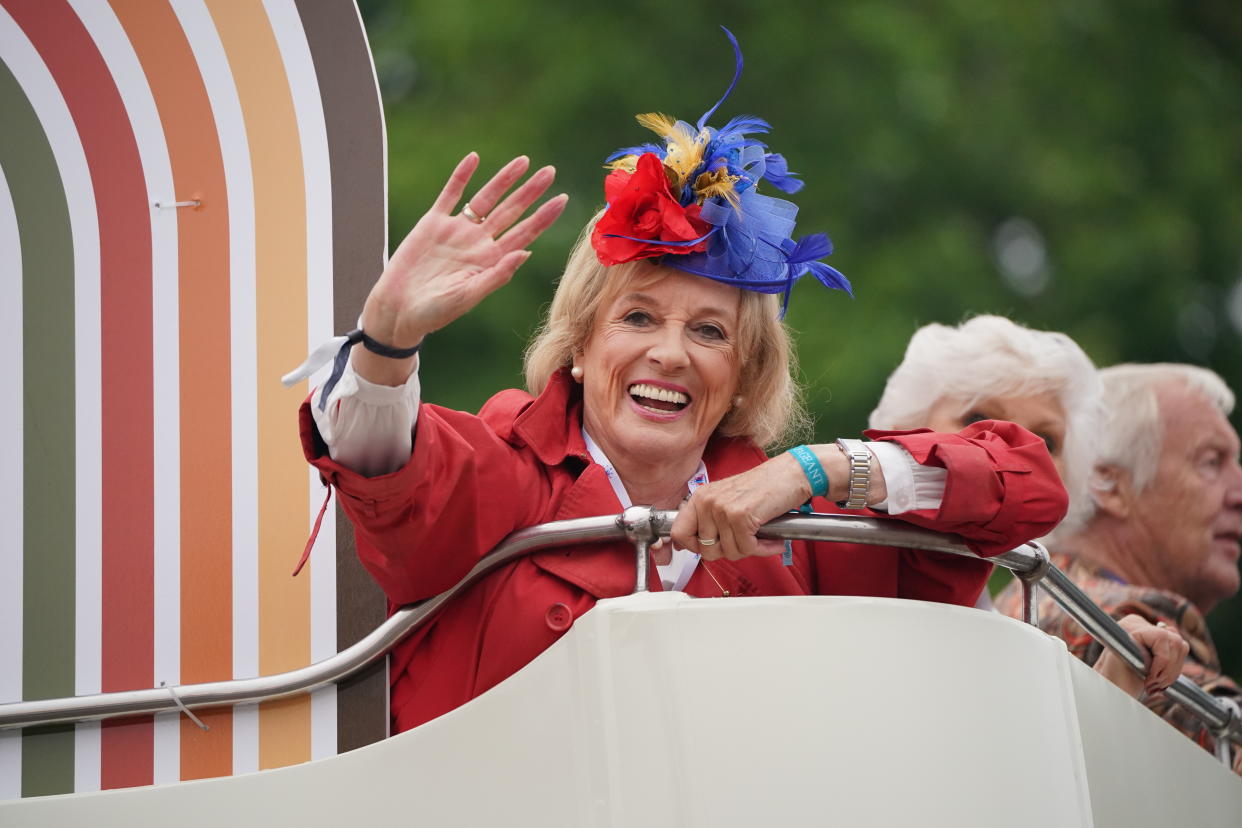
[109,0,236,781]
[203,0,310,770]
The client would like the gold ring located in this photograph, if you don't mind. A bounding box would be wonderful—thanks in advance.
[698,536,718,547]
[461,203,486,224]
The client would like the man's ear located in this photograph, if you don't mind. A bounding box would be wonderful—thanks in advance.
[1090,464,1133,519]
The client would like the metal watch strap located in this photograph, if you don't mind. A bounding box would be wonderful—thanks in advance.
[834,438,871,509]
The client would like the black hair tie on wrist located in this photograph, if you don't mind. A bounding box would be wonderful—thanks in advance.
[317,328,421,411]
[358,329,422,359]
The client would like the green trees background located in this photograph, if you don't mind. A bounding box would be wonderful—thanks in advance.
[356,0,1242,680]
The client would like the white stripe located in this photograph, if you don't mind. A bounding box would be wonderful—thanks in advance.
[310,685,337,761]
[151,712,181,785]
[232,703,259,776]
[171,0,259,770]
[0,3,103,792]
[263,0,337,758]
[0,156,22,804]
[73,722,100,793]
[71,0,183,782]
[0,131,23,708]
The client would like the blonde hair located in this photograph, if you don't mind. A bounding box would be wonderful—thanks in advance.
[524,215,806,448]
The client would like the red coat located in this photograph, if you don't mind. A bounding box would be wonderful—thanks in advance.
[300,370,1067,732]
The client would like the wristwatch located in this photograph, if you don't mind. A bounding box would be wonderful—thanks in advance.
[834,438,872,509]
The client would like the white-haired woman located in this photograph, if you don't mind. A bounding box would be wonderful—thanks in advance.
[871,316,1189,701]
[869,314,1101,534]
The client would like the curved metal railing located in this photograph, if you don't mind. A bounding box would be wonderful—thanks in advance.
[0,509,1237,765]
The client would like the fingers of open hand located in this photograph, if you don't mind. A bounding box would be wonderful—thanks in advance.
[484,165,556,233]
[457,155,530,219]
[431,152,482,215]
[497,193,569,254]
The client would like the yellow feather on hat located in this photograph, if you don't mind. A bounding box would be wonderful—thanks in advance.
[635,112,706,190]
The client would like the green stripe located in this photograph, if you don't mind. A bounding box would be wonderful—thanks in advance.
[20,726,74,799]
[0,58,77,797]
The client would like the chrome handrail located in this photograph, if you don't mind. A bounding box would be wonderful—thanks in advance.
[0,509,1236,766]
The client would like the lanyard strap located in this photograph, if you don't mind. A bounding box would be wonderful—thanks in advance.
[582,428,707,591]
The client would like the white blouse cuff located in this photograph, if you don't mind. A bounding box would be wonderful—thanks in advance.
[310,358,420,478]
[865,440,946,514]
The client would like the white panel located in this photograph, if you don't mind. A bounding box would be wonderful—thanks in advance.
[0,3,103,793]
[71,1,183,781]
[1069,656,1242,823]
[6,597,1196,826]
[172,0,259,772]
[262,0,337,758]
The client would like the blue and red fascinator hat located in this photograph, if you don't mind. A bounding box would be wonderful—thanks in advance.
[590,28,851,312]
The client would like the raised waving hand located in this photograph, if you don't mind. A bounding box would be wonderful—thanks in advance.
[356,153,568,385]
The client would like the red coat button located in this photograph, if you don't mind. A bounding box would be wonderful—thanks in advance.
[545,602,573,632]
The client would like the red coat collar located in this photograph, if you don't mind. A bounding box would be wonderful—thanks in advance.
[502,369,770,598]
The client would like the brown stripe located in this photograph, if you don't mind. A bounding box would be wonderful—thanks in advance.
[293,0,389,752]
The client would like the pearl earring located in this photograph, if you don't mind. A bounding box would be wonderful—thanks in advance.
[732,395,744,407]
[571,365,583,381]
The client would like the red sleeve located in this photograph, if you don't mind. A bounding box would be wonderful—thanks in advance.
[298,393,550,605]
[864,419,1068,557]
[859,420,1067,606]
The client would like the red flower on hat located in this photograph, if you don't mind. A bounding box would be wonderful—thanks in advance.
[592,153,711,266]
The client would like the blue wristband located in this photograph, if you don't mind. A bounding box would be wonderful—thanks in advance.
[787,444,829,498]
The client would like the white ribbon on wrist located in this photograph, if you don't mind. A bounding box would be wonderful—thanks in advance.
[281,332,352,387]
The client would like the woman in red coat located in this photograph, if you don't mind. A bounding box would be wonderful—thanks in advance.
[293,36,1069,733]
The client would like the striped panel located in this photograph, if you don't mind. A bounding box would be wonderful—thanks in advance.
[0,0,381,798]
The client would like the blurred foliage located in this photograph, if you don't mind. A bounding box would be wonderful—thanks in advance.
[357,0,1242,680]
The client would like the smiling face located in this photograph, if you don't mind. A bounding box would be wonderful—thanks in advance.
[1125,386,1242,612]
[576,265,742,479]
[924,392,1068,478]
